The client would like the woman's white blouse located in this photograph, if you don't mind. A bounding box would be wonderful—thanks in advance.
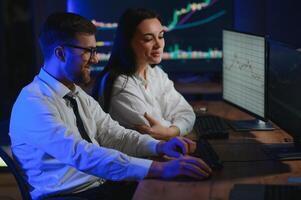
[109,66,196,136]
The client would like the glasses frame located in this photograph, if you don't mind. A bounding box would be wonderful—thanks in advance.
[62,43,98,62]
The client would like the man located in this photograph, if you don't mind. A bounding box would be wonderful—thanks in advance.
[9,12,211,200]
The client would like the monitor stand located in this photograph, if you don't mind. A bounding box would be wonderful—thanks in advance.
[229,119,274,131]
[262,142,301,160]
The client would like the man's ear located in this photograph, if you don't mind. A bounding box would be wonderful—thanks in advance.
[54,46,65,62]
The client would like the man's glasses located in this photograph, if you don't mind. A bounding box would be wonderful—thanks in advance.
[63,44,98,61]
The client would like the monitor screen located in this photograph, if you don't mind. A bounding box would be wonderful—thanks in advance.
[222,30,266,119]
[268,40,301,142]
[0,158,7,169]
[67,0,233,73]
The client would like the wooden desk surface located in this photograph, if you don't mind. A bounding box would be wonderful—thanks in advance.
[133,101,301,200]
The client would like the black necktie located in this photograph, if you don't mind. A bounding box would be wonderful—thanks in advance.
[64,95,92,143]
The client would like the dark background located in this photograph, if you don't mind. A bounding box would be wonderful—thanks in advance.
[68,0,233,73]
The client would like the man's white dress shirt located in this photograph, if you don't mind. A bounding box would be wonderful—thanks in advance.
[9,68,159,199]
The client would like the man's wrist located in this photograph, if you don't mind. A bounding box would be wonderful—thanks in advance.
[156,141,166,155]
[146,161,163,178]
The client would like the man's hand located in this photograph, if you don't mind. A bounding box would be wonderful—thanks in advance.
[147,156,212,180]
[135,113,180,140]
[156,137,196,158]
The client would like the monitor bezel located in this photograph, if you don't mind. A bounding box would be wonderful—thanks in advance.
[222,29,268,121]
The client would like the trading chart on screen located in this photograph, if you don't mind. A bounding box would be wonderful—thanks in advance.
[68,0,233,73]
[223,30,266,118]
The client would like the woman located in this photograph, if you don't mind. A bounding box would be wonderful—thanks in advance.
[94,8,195,140]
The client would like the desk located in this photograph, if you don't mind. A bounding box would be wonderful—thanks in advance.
[133,101,301,200]
[174,82,222,95]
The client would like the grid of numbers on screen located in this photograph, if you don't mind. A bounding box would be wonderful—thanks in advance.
[222,30,265,118]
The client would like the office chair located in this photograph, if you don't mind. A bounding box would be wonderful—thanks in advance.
[0,147,87,200]
[92,70,111,111]
[0,146,32,200]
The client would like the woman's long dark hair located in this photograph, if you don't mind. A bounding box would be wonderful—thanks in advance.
[93,8,162,112]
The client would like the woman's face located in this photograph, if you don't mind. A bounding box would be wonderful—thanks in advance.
[131,18,165,67]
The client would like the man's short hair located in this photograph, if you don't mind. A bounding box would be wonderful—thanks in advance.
[39,12,97,60]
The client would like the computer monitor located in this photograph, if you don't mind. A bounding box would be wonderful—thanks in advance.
[222,30,273,131]
[0,158,7,171]
[67,0,233,74]
[264,39,301,159]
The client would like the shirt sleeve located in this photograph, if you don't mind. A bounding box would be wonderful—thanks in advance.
[157,67,196,135]
[88,94,159,157]
[10,89,158,181]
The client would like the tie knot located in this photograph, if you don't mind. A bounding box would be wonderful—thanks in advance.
[64,95,77,105]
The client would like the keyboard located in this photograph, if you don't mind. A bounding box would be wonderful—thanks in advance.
[194,114,229,139]
[192,139,223,170]
[230,184,301,200]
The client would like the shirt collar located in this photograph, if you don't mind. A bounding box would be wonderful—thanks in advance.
[38,68,79,98]
[134,65,153,86]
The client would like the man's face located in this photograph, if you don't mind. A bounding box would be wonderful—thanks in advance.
[63,33,98,85]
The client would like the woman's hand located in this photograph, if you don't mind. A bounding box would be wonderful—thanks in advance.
[135,113,180,140]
